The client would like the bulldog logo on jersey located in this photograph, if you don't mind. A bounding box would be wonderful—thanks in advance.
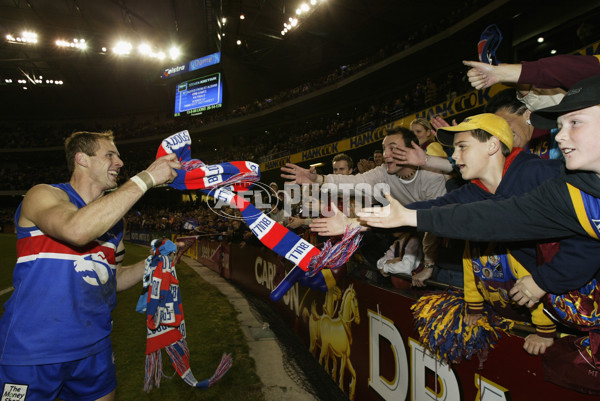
[74,252,113,286]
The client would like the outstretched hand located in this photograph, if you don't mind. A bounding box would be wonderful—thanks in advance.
[430,115,456,131]
[281,163,318,184]
[392,141,426,166]
[357,194,417,228]
[309,202,361,236]
[463,60,522,90]
[463,60,502,90]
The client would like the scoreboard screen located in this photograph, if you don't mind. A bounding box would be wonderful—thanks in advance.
[174,72,222,116]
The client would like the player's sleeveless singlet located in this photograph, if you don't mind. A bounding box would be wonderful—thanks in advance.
[0,183,123,365]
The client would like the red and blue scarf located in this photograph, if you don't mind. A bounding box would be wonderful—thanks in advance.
[156,131,361,278]
[142,239,232,391]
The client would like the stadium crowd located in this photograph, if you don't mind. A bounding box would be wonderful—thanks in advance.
[2,0,600,396]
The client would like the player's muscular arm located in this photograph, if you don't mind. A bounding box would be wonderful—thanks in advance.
[21,155,180,247]
[20,182,145,246]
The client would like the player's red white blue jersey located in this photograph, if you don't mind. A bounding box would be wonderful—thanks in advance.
[0,183,123,365]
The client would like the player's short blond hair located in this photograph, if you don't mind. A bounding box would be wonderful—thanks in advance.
[65,131,115,174]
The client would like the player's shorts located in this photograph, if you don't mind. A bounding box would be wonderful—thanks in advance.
[0,346,116,401]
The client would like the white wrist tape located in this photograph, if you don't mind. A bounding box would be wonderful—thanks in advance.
[130,175,147,193]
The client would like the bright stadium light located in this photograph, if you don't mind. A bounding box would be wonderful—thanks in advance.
[282,0,322,37]
[113,41,132,55]
[6,31,38,44]
[138,43,151,55]
[169,46,181,60]
[56,38,87,50]
[21,31,38,43]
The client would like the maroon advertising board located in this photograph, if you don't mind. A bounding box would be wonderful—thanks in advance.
[196,239,222,274]
[226,243,599,401]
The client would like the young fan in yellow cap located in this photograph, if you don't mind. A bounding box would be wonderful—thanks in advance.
[356,75,600,393]
[311,112,588,355]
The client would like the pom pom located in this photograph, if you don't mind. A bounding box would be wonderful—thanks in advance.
[411,290,513,368]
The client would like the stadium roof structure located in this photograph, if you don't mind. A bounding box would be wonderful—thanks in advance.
[0,0,599,119]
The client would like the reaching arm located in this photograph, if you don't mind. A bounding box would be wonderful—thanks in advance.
[280,163,319,184]
[309,202,367,236]
[464,55,600,92]
[424,155,454,173]
[463,60,522,90]
[518,54,600,89]
[415,177,587,242]
[22,182,145,247]
[20,154,180,247]
[391,142,453,173]
[357,194,418,229]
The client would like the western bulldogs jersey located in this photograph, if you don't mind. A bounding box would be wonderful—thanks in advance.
[0,183,123,365]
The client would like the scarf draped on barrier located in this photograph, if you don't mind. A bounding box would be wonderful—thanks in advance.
[156,130,361,278]
[140,239,232,391]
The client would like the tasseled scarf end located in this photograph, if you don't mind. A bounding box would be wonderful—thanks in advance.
[306,226,362,276]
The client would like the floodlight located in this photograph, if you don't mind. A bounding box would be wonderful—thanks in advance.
[169,46,181,60]
[138,43,151,55]
[113,41,132,55]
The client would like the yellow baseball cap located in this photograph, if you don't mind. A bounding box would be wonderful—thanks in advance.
[436,113,513,150]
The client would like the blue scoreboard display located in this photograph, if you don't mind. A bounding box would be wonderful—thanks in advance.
[174,72,223,116]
